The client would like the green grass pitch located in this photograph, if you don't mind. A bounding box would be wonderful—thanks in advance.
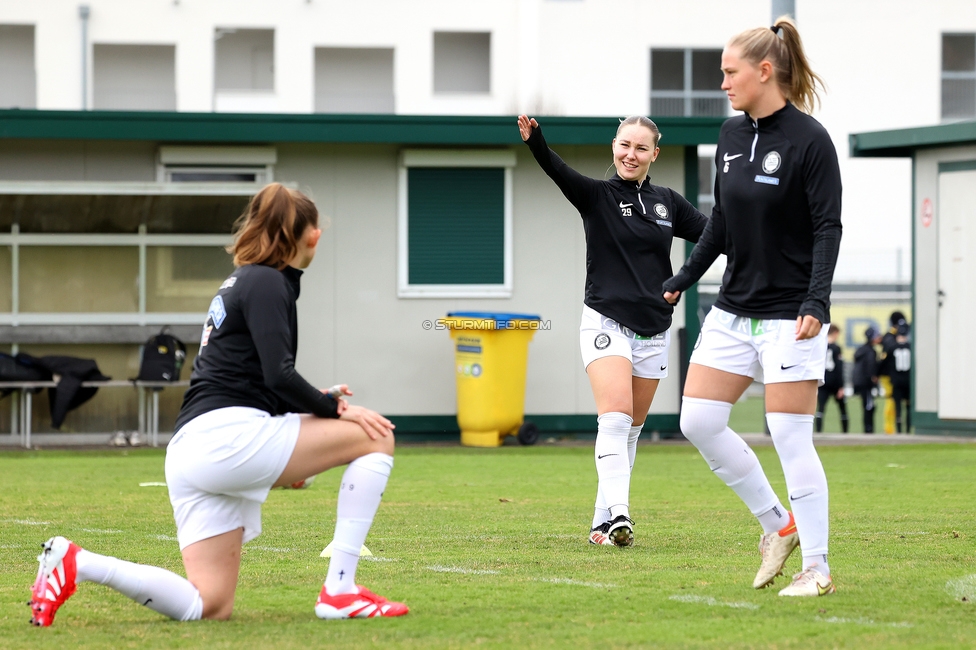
[1,442,974,648]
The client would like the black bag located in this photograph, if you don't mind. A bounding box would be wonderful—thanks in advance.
[0,352,51,383]
[137,327,187,382]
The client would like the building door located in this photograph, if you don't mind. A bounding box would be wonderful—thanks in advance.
[938,166,976,419]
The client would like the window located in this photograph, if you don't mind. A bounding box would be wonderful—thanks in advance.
[213,28,274,111]
[433,32,491,94]
[157,146,276,185]
[0,187,250,327]
[942,33,976,120]
[398,150,514,297]
[315,47,395,113]
[93,44,176,111]
[214,28,274,91]
[0,25,36,109]
[650,48,726,117]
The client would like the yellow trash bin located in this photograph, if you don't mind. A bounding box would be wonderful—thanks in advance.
[439,312,542,447]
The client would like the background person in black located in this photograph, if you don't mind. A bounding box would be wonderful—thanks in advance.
[889,324,912,433]
[28,184,407,628]
[816,325,849,433]
[518,113,706,548]
[878,310,908,434]
[852,328,881,433]
[663,17,841,597]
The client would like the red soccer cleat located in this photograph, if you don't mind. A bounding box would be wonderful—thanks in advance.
[28,536,80,627]
[314,584,409,619]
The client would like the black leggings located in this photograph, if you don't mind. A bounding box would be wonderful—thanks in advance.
[854,386,875,433]
[816,385,849,433]
[891,382,911,433]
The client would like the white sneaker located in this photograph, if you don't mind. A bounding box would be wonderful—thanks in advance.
[128,431,145,447]
[753,512,799,588]
[109,431,128,447]
[778,567,835,597]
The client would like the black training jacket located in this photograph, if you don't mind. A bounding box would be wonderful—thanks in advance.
[823,342,844,388]
[662,102,842,325]
[525,126,707,337]
[175,263,339,432]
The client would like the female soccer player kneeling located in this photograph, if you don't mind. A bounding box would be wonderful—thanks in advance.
[28,183,408,626]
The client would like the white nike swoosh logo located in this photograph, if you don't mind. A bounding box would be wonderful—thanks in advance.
[619,202,633,208]
[723,153,744,161]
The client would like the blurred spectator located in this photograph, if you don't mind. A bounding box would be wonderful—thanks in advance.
[816,324,849,433]
[852,327,881,433]
[878,310,908,434]
[889,323,912,433]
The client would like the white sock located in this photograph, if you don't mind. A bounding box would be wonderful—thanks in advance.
[75,550,202,621]
[766,412,829,573]
[594,412,633,520]
[681,397,788,533]
[324,452,393,596]
[628,422,643,470]
[592,422,643,528]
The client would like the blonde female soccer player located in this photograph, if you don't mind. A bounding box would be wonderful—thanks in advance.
[663,17,842,597]
[519,114,707,547]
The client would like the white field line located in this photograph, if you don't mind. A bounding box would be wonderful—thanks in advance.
[362,556,399,562]
[833,531,929,537]
[81,528,123,534]
[0,544,24,549]
[248,546,294,553]
[533,577,615,589]
[155,534,178,541]
[139,482,167,487]
[669,594,760,610]
[1,519,51,526]
[945,574,976,600]
[816,615,914,628]
[426,565,500,575]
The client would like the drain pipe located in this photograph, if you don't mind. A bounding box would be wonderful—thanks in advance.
[79,4,90,109]
[771,0,795,20]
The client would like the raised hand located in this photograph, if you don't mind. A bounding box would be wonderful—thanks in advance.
[517,114,539,141]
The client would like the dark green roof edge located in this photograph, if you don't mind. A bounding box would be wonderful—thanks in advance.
[849,120,976,158]
[0,109,724,146]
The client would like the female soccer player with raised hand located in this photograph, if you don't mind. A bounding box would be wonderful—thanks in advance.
[518,113,707,548]
[28,183,408,626]
[663,17,842,597]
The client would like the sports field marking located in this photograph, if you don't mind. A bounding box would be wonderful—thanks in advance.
[533,577,615,589]
[0,544,24,549]
[155,534,178,541]
[248,546,294,553]
[362,556,399,562]
[426,565,500,575]
[669,594,760,610]
[886,464,906,468]
[80,528,124,534]
[2,518,51,526]
[945,574,976,601]
[815,615,914,628]
[139,482,168,487]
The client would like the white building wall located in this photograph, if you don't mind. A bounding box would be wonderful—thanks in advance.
[3,0,976,282]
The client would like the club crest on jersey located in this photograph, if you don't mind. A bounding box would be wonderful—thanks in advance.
[594,333,611,350]
[653,203,668,219]
[762,151,781,174]
[208,295,226,329]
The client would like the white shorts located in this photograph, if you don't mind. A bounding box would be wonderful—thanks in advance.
[691,307,828,385]
[164,407,301,550]
[579,305,670,379]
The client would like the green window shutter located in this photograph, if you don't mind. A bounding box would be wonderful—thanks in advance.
[408,167,504,285]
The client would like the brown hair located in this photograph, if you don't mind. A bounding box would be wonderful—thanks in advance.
[616,115,662,148]
[728,16,825,114]
[228,183,319,269]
